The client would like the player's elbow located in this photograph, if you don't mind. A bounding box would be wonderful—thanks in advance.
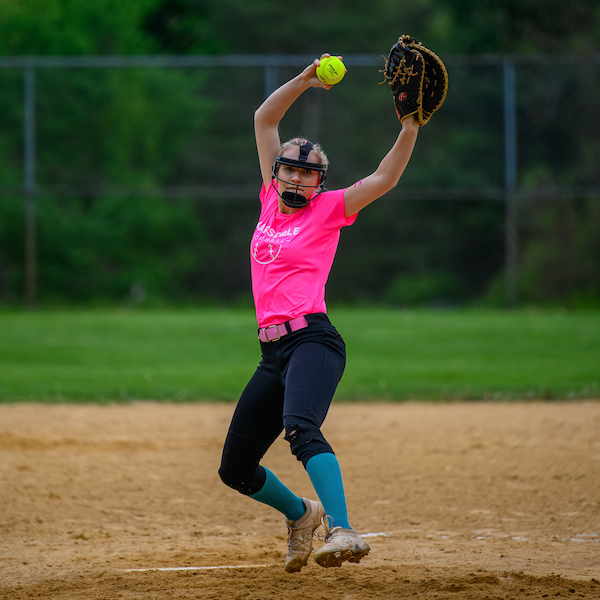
[254,105,277,129]
[373,173,401,196]
[254,107,264,127]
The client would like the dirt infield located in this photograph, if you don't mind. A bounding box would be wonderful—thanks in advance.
[1,401,599,599]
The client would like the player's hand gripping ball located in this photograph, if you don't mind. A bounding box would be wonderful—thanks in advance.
[317,56,346,85]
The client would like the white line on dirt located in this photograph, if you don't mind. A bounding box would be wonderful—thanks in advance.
[126,564,273,572]
[126,533,391,572]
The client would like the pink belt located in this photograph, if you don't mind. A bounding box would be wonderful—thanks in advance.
[258,316,309,343]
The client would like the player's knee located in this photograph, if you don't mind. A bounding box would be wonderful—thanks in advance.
[218,462,235,487]
[284,422,333,466]
[218,463,251,495]
[218,461,264,496]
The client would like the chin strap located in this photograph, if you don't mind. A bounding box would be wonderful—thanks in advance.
[281,189,311,208]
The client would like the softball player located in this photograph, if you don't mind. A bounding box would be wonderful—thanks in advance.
[219,54,419,571]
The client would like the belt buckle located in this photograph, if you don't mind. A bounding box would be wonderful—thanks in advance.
[266,324,281,342]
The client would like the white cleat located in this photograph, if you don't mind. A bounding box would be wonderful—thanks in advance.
[284,498,326,573]
[314,522,370,568]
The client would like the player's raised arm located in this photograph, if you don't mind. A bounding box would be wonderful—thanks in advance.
[344,116,419,217]
[254,55,338,188]
[344,35,448,218]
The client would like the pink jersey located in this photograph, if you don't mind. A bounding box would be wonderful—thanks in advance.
[251,183,357,328]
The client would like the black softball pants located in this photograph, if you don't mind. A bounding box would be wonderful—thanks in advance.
[219,313,346,496]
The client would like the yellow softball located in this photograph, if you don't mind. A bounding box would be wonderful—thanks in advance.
[316,56,346,85]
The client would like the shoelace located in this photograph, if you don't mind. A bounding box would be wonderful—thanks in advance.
[286,522,304,549]
[315,514,334,542]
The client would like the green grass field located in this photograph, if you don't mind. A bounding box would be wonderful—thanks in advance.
[0,308,598,402]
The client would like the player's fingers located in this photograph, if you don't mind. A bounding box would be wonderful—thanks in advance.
[309,58,332,89]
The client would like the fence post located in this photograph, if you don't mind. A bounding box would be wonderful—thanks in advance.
[264,65,279,99]
[24,64,37,308]
[503,58,518,309]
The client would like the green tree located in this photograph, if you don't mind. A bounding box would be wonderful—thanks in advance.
[0,0,217,304]
[432,0,599,53]
[0,0,159,55]
[1,0,599,307]
[142,0,440,55]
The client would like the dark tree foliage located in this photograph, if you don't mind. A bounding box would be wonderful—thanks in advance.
[0,0,599,307]
[433,0,599,53]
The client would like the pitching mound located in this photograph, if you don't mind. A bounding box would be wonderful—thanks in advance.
[1,401,599,599]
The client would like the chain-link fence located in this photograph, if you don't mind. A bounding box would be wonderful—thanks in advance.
[1,54,599,307]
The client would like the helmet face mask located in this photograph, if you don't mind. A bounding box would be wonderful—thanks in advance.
[271,140,327,208]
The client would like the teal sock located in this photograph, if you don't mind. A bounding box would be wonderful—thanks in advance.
[249,467,305,522]
[306,452,350,529]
